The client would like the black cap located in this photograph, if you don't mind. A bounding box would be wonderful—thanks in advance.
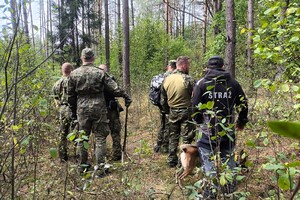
[207,56,224,68]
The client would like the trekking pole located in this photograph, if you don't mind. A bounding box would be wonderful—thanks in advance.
[122,106,130,163]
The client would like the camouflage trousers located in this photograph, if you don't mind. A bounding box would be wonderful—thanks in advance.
[156,112,169,151]
[167,108,196,165]
[58,105,72,161]
[107,108,122,160]
[77,111,110,168]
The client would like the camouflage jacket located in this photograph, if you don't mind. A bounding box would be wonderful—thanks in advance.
[161,69,195,111]
[66,63,130,117]
[53,76,69,105]
[53,76,72,119]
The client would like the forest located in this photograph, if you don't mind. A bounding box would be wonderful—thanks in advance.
[0,0,300,199]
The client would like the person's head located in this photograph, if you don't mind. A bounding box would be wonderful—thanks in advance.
[207,56,224,69]
[176,56,191,74]
[167,60,176,72]
[99,64,108,73]
[61,62,74,77]
[81,47,95,63]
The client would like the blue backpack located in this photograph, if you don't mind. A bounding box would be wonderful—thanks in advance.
[149,73,165,106]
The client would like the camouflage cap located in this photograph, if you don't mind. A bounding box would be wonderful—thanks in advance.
[168,60,176,68]
[81,48,94,59]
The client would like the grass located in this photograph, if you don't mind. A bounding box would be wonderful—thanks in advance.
[1,91,300,199]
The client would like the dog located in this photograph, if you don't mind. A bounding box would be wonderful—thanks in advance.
[176,144,202,180]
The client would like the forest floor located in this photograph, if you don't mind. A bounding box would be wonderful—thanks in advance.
[10,91,300,200]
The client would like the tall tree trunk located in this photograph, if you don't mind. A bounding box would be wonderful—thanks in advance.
[82,2,85,46]
[192,0,197,41]
[213,0,222,35]
[22,0,30,44]
[104,0,110,69]
[225,0,236,78]
[165,0,169,35]
[49,0,53,56]
[117,0,123,72]
[40,0,45,52]
[130,0,134,27]
[174,0,179,37]
[202,0,208,55]
[122,0,130,93]
[75,19,80,67]
[182,0,185,37]
[247,0,254,70]
[97,0,103,60]
[46,0,50,56]
[29,0,35,48]
[87,0,91,47]
[10,0,17,31]
[12,41,20,200]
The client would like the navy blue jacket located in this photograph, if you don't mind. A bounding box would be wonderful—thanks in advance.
[192,68,248,149]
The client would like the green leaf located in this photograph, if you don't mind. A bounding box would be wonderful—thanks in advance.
[240,28,247,34]
[197,103,207,110]
[83,141,90,149]
[206,101,214,109]
[290,36,299,42]
[11,125,20,131]
[262,163,284,170]
[236,175,245,181]
[245,139,256,147]
[33,25,39,31]
[263,138,269,146]
[274,46,281,51]
[284,161,300,168]
[264,8,273,15]
[220,175,227,186]
[268,121,300,140]
[245,160,254,167]
[280,84,289,92]
[292,85,299,92]
[50,148,58,159]
[82,135,89,140]
[67,132,76,141]
[21,136,30,147]
[278,174,290,191]
[253,79,262,88]
[206,85,215,90]
[293,104,300,109]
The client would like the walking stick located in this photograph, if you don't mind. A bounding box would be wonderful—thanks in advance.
[122,106,130,163]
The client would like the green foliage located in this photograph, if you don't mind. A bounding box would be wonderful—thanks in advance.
[50,147,58,159]
[268,121,300,139]
[134,139,152,157]
[126,17,192,87]
[253,1,300,80]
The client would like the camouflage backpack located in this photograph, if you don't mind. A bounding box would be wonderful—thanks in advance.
[149,73,165,106]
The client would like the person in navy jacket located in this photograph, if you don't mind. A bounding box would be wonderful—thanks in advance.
[191,55,248,196]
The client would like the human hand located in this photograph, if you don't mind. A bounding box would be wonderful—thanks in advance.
[125,97,132,107]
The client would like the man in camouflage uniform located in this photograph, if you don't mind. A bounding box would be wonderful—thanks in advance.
[154,60,176,154]
[66,48,132,173]
[161,56,196,168]
[53,62,74,162]
[99,64,124,161]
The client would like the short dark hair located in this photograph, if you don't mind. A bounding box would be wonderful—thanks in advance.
[176,56,190,67]
[81,48,94,59]
[207,56,224,68]
[168,60,176,69]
